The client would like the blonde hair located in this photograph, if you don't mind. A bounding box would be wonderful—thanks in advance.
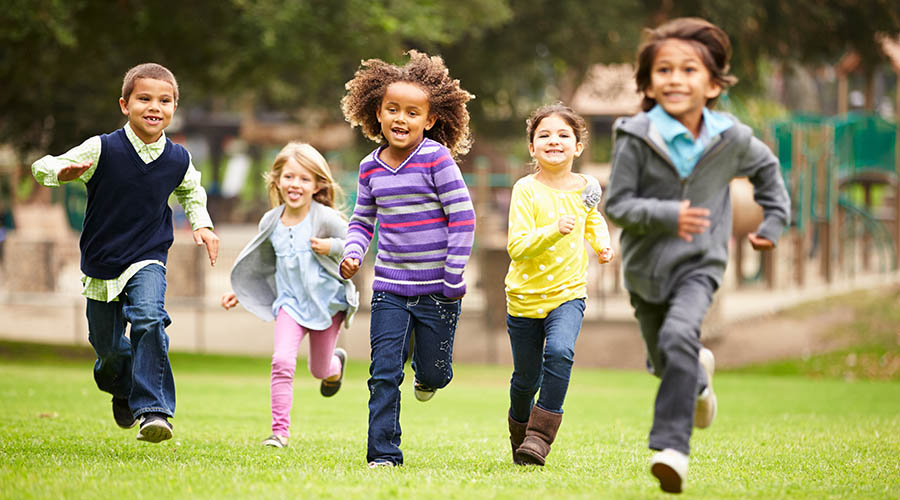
[264,142,345,210]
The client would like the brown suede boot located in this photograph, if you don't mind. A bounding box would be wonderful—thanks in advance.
[514,406,562,466]
[508,412,528,465]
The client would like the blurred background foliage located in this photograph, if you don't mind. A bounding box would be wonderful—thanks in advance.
[1,0,898,210]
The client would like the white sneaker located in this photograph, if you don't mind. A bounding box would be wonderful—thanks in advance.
[367,460,396,469]
[695,347,717,429]
[413,380,436,402]
[261,434,288,448]
[650,448,689,493]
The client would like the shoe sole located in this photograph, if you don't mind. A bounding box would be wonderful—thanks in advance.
[514,449,545,466]
[321,348,346,397]
[651,462,683,493]
[137,422,173,443]
[695,348,717,429]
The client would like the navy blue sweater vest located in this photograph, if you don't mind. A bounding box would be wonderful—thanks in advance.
[80,129,189,279]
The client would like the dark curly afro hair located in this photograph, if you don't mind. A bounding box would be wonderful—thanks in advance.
[341,50,474,158]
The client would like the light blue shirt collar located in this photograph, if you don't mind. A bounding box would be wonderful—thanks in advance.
[647,105,732,143]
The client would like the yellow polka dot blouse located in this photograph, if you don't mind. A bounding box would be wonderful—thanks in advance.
[505,174,612,318]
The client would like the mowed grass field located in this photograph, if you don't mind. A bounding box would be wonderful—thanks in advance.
[1,336,899,500]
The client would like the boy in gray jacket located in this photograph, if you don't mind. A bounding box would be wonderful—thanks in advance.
[603,18,790,493]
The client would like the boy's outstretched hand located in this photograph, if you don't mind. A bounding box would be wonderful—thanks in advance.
[221,292,238,310]
[193,227,219,266]
[57,160,93,182]
[747,233,775,250]
[677,200,710,242]
[598,247,615,264]
[341,258,360,279]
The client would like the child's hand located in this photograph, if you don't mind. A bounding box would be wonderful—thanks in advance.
[341,258,360,279]
[598,247,615,264]
[193,227,219,266]
[558,215,576,235]
[310,237,331,255]
[747,233,775,250]
[57,160,93,182]
[677,200,710,242]
[221,292,238,310]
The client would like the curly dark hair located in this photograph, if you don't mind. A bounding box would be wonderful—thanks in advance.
[341,50,474,158]
[635,17,738,112]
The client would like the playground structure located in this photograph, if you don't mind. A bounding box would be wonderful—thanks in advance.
[768,114,899,287]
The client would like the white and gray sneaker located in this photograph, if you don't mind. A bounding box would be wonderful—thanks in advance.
[261,434,288,448]
[695,347,717,429]
[650,448,689,493]
[136,413,173,443]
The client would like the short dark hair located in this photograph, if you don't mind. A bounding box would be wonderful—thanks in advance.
[341,50,474,158]
[525,103,589,146]
[635,17,737,112]
[121,63,179,103]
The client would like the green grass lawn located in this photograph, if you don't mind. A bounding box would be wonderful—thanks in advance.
[0,344,898,499]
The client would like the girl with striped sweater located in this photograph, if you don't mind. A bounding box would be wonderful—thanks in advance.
[340,51,476,468]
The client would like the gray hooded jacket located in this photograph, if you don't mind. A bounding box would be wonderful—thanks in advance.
[230,202,359,327]
[603,112,791,303]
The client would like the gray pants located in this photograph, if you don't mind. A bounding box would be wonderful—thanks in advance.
[629,275,715,455]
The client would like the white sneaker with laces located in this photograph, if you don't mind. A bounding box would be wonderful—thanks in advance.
[695,347,717,429]
[650,448,689,493]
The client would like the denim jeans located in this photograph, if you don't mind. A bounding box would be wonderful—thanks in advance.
[366,291,460,465]
[629,275,715,455]
[85,264,175,418]
[506,298,585,423]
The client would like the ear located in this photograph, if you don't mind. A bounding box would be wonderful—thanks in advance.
[574,141,584,158]
[643,87,657,101]
[424,113,437,131]
[705,80,722,100]
[119,97,129,116]
[528,143,536,157]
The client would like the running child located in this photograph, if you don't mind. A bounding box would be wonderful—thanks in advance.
[339,50,476,467]
[603,18,791,493]
[31,63,219,443]
[505,103,615,467]
[222,142,358,448]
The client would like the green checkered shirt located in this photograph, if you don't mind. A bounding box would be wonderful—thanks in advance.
[32,123,213,302]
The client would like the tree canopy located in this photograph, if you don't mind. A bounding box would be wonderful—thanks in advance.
[2,0,899,162]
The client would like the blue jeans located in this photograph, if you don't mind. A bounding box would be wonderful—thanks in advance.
[366,291,460,465]
[629,275,715,455]
[506,298,585,423]
[85,264,175,418]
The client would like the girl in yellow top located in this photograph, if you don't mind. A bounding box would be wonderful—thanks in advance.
[505,103,615,466]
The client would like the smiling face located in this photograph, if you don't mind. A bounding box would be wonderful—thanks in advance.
[376,81,436,157]
[118,77,176,144]
[278,157,319,215]
[528,114,584,173]
[645,38,721,133]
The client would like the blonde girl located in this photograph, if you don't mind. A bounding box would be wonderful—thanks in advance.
[222,142,359,448]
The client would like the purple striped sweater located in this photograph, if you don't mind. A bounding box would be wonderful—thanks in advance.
[342,138,476,298]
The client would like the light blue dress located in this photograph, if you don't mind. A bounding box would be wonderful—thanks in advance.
[270,218,348,331]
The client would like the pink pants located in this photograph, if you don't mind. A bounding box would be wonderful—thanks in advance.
[270,308,344,437]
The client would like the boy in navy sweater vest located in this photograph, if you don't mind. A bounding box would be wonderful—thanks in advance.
[32,63,218,443]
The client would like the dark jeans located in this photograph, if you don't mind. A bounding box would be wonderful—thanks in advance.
[630,275,715,455]
[506,298,585,423]
[85,264,175,418]
[366,291,460,465]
